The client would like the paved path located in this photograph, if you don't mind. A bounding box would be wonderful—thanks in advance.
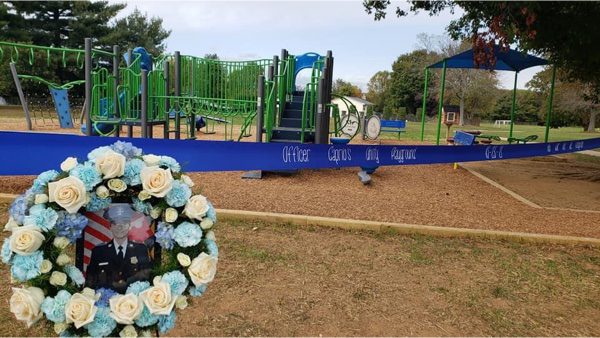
[578,150,600,157]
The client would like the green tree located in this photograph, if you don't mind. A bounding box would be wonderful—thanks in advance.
[366,71,391,114]
[102,8,171,55]
[332,79,362,97]
[490,90,540,123]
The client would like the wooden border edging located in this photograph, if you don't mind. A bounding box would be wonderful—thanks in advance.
[2,193,599,247]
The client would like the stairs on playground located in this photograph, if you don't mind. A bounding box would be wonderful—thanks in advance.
[270,91,314,143]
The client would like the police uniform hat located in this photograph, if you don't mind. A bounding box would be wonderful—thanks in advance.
[104,204,135,224]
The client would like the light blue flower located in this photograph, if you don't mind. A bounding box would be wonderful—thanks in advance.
[126,281,151,295]
[161,271,189,296]
[86,193,112,212]
[132,197,152,215]
[87,146,113,162]
[155,222,175,250]
[159,156,181,173]
[11,251,43,281]
[135,306,159,327]
[173,222,202,247]
[70,162,102,191]
[123,159,145,186]
[31,170,59,193]
[189,284,208,297]
[95,288,117,308]
[158,311,177,334]
[85,307,116,337]
[64,265,85,287]
[111,141,142,159]
[203,239,219,257]
[55,211,88,243]
[23,205,58,232]
[165,181,191,208]
[41,290,71,323]
[206,202,217,223]
[2,239,13,264]
[9,192,34,224]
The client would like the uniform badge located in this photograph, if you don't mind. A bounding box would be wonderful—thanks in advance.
[130,256,138,264]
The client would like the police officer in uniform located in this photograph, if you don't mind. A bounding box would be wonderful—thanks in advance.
[86,204,151,293]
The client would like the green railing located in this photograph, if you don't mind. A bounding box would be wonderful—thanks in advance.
[0,41,114,66]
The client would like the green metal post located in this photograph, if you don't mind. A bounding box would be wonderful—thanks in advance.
[544,65,557,143]
[420,67,429,142]
[509,72,518,138]
[435,61,447,145]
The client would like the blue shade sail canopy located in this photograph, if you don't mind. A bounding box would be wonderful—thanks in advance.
[428,45,548,72]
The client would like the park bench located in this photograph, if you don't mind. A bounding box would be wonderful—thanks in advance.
[380,119,407,139]
[507,135,538,144]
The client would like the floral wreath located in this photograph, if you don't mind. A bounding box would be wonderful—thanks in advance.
[2,141,218,337]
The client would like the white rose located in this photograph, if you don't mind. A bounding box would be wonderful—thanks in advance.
[138,190,151,201]
[150,207,162,220]
[10,287,44,328]
[177,253,191,267]
[139,281,176,315]
[95,150,126,179]
[65,292,97,329]
[54,322,69,335]
[205,230,216,241]
[48,176,87,213]
[40,260,52,273]
[34,194,48,204]
[200,218,214,230]
[49,271,67,286]
[183,195,210,221]
[142,154,161,166]
[175,295,188,310]
[9,225,45,255]
[4,217,19,232]
[96,185,110,199]
[140,329,153,337]
[140,166,173,198]
[53,236,70,250]
[81,287,98,301]
[61,157,78,172]
[109,293,143,324]
[165,208,178,223]
[56,253,71,266]
[108,179,127,192]
[188,252,218,286]
[180,174,195,187]
[153,276,162,285]
[120,325,138,338]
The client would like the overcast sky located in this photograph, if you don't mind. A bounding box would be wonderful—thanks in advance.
[115,0,544,91]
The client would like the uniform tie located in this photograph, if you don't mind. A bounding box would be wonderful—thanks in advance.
[118,245,124,260]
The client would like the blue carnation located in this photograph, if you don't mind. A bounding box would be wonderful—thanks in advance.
[203,239,219,257]
[87,146,113,162]
[173,222,202,247]
[155,222,175,250]
[41,290,71,323]
[55,211,88,243]
[86,193,112,212]
[70,162,102,191]
[135,306,159,327]
[64,265,85,286]
[95,288,117,308]
[206,202,217,223]
[159,156,181,173]
[165,181,191,208]
[132,197,152,215]
[31,170,59,193]
[126,280,151,295]
[9,192,34,224]
[189,284,207,297]
[11,251,43,281]
[123,159,145,186]
[2,238,13,264]
[158,311,177,334]
[23,205,58,232]
[111,141,142,159]
[161,271,189,296]
[85,307,116,337]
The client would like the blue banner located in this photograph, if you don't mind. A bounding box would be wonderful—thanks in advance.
[1,131,599,175]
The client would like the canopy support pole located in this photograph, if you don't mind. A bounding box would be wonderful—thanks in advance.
[544,65,557,143]
[420,67,429,142]
[509,71,518,139]
[435,60,447,145]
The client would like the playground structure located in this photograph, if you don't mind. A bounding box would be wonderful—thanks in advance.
[1,39,366,144]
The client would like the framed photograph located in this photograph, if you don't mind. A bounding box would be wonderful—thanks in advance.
[78,203,157,293]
